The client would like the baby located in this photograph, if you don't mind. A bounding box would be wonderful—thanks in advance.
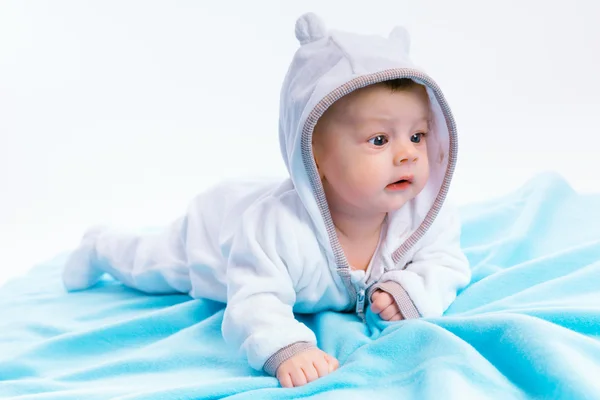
[62,13,471,388]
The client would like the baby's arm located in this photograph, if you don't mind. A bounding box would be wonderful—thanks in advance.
[368,202,471,319]
[221,199,338,387]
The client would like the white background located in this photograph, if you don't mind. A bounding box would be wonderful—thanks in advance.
[1,0,599,286]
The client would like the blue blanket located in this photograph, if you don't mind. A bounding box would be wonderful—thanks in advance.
[2,172,600,399]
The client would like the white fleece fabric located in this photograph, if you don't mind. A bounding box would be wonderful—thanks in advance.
[62,13,471,374]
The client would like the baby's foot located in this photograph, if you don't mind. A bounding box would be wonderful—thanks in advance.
[62,226,106,291]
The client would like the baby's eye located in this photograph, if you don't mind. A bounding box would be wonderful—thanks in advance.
[368,135,388,147]
[411,132,427,143]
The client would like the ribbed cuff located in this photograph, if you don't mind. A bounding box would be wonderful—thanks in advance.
[368,281,421,319]
[262,341,317,376]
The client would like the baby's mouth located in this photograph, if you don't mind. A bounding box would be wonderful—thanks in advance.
[386,176,413,190]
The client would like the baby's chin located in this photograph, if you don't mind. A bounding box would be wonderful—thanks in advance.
[385,202,410,214]
[381,188,421,212]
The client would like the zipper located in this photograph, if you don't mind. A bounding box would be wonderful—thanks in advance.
[354,281,377,321]
[338,268,358,314]
[355,288,366,320]
[337,267,362,319]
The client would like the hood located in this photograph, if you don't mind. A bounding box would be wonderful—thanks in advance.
[278,13,457,269]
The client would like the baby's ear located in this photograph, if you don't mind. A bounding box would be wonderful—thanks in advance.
[313,156,323,179]
[311,150,325,180]
[388,26,411,55]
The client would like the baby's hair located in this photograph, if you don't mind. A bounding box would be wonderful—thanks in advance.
[381,78,431,125]
[381,78,422,92]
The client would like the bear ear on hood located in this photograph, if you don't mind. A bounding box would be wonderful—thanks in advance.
[388,26,411,55]
[295,12,328,45]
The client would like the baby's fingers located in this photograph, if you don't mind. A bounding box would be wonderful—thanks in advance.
[325,354,340,372]
[302,364,319,383]
[313,358,330,377]
[370,291,394,313]
[278,372,293,388]
[379,303,400,321]
[289,367,308,387]
[389,312,403,321]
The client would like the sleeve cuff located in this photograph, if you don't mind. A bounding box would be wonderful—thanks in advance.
[262,341,317,376]
[368,281,421,319]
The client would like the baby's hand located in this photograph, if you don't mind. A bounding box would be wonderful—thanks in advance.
[371,290,404,321]
[276,348,339,388]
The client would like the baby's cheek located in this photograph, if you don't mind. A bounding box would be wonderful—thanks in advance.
[339,167,367,192]
[420,152,430,178]
[352,163,383,189]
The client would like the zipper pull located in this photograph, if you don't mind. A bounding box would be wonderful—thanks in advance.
[356,289,366,319]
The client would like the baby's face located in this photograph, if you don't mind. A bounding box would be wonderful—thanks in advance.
[312,83,430,216]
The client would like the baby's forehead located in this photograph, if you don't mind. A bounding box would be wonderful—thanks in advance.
[326,84,430,124]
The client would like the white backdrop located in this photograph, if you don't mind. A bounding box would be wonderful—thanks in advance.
[1,0,599,285]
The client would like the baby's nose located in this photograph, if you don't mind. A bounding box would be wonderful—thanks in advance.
[394,147,419,165]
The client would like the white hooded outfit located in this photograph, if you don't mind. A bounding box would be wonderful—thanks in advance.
[62,13,471,376]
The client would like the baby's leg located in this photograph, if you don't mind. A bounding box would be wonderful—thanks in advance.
[62,217,192,294]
